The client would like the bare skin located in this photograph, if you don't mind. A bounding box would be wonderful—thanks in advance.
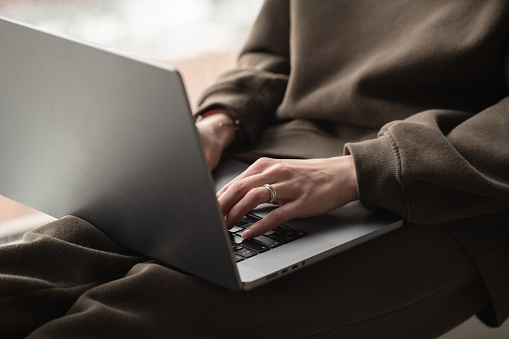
[196,113,359,239]
[195,113,236,171]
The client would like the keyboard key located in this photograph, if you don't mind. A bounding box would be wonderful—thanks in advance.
[236,218,250,227]
[274,225,291,233]
[231,243,243,251]
[290,230,308,239]
[242,240,270,253]
[230,214,308,262]
[235,248,257,258]
[229,233,244,244]
[263,229,276,236]
[269,230,308,244]
[228,226,244,233]
[254,235,282,249]
[245,214,260,223]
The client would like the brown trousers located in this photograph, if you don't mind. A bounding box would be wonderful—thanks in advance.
[0,217,488,338]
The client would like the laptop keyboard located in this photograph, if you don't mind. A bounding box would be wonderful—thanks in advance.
[229,214,308,262]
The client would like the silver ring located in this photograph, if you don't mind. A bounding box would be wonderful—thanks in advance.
[263,184,277,204]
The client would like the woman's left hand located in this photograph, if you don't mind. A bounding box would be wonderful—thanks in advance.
[216,156,359,239]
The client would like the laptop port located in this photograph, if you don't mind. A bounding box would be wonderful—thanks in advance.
[266,272,278,280]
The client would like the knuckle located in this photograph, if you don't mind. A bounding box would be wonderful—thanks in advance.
[230,180,246,194]
[271,163,291,176]
[253,157,272,169]
[257,157,272,164]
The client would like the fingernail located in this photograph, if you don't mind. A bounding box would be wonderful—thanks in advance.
[223,217,229,229]
[242,228,254,239]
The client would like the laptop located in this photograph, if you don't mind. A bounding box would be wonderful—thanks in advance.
[0,16,403,291]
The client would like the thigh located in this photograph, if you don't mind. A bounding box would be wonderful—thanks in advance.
[0,217,148,338]
[24,221,489,339]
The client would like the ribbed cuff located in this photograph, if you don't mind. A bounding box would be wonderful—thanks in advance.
[345,135,408,219]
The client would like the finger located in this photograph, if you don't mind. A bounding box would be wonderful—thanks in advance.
[216,171,245,197]
[216,169,262,198]
[216,161,266,197]
[217,174,275,215]
[216,158,278,197]
[223,186,273,228]
[241,203,297,239]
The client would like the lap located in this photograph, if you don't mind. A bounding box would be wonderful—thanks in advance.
[0,216,488,338]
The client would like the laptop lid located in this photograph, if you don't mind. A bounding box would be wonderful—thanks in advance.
[0,16,242,291]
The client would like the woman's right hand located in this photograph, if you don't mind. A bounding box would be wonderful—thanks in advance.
[195,113,236,170]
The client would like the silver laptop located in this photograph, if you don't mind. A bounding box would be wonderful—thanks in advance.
[0,16,402,290]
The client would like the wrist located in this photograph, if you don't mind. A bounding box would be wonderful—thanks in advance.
[327,155,359,202]
[196,112,236,150]
[344,155,359,201]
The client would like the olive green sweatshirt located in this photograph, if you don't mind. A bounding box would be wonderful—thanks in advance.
[196,0,509,326]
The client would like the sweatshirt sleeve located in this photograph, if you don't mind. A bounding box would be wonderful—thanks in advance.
[345,41,509,224]
[195,0,291,145]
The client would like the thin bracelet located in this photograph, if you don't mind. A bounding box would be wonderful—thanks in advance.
[197,109,242,149]
[218,119,240,130]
